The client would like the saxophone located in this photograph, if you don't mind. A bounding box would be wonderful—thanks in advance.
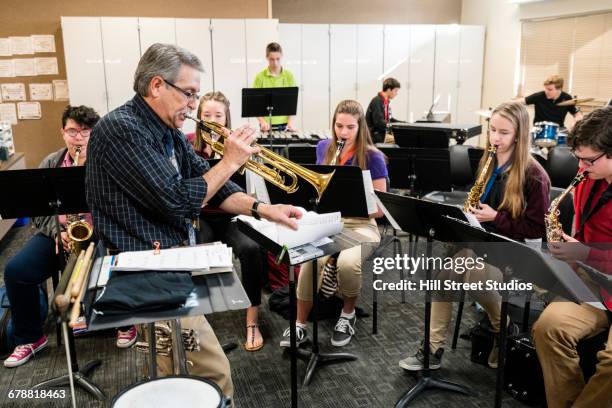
[66,146,93,254]
[545,171,586,242]
[463,145,497,212]
[135,322,200,358]
[330,139,346,165]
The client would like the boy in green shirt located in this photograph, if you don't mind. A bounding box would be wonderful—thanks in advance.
[252,42,297,131]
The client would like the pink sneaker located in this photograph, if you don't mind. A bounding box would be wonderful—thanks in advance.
[4,336,48,368]
[116,325,137,348]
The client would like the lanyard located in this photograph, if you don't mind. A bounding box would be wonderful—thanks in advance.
[339,147,356,166]
[480,162,510,204]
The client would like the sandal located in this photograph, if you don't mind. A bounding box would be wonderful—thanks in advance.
[244,324,264,352]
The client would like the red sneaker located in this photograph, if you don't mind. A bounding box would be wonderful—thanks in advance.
[4,336,48,368]
[116,325,137,348]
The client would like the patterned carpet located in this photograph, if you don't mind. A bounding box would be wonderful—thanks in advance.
[0,224,526,407]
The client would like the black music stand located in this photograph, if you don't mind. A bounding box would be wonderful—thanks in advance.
[440,216,600,408]
[242,87,299,148]
[237,220,366,408]
[375,191,475,407]
[0,167,104,402]
[265,164,370,217]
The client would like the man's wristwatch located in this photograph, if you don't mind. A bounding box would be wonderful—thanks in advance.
[251,200,262,220]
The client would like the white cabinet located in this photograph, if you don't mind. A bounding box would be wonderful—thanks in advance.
[279,24,303,129]
[383,25,411,122]
[356,25,384,114]
[301,24,330,132]
[408,25,435,122]
[434,25,461,121]
[176,18,214,134]
[330,25,357,114]
[101,17,140,112]
[61,17,108,115]
[211,19,248,126]
[245,19,279,86]
[456,25,485,124]
[138,18,177,54]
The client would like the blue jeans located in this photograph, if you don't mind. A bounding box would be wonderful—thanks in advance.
[4,233,56,344]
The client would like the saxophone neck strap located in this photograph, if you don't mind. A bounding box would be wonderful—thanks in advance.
[480,161,510,204]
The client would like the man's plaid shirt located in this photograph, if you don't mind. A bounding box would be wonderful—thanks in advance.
[86,94,242,252]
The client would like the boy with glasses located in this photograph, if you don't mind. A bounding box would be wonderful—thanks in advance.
[3,105,100,368]
[533,106,612,408]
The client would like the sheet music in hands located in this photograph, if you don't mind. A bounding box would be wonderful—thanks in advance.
[236,207,343,249]
[108,243,233,276]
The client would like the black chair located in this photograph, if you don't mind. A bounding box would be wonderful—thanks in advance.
[377,146,413,191]
[421,145,475,207]
[546,146,579,188]
[285,143,317,164]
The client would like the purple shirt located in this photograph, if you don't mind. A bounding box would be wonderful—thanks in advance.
[315,139,388,180]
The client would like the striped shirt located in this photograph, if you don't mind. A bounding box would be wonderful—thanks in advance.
[86,94,243,252]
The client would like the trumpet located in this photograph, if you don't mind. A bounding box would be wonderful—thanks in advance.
[330,140,346,166]
[186,115,335,200]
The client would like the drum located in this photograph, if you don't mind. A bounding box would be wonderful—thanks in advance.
[112,376,227,408]
[557,128,568,146]
[533,121,559,148]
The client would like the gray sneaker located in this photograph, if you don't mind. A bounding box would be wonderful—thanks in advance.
[398,347,444,371]
[279,325,309,348]
[331,315,356,347]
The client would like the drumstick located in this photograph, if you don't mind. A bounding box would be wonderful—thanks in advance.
[55,250,85,313]
[52,254,78,315]
[69,254,94,328]
[71,243,95,298]
[66,249,86,294]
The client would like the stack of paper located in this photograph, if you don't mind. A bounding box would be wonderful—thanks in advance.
[96,243,233,287]
[236,207,343,249]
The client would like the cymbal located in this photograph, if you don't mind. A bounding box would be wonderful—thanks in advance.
[556,98,595,107]
[474,109,492,118]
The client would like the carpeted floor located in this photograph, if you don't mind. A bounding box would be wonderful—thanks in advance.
[0,224,525,407]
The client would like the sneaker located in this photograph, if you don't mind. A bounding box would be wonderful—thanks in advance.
[116,325,137,348]
[279,325,309,348]
[331,315,356,347]
[398,346,444,371]
[4,336,48,368]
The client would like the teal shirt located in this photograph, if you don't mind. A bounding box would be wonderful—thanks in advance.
[252,67,297,125]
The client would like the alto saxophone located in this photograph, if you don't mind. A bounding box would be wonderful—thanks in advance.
[463,145,497,212]
[545,171,586,242]
[66,146,93,254]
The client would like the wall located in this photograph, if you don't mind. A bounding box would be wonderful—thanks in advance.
[0,0,267,168]
[273,0,462,24]
[462,0,612,121]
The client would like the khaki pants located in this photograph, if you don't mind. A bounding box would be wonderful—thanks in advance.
[296,218,380,301]
[532,302,612,408]
[430,248,504,352]
[141,315,234,401]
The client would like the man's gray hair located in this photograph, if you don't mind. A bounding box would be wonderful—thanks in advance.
[133,43,204,96]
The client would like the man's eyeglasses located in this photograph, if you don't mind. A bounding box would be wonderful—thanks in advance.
[63,128,91,138]
[163,79,200,102]
[573,152,606,167]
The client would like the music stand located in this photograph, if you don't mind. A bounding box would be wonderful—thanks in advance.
[440,216,599,408]
[375,191,475,407]
[237,221,366,408]
[242,87,299,149]
[0,167,104,402]
[266,164,370,218]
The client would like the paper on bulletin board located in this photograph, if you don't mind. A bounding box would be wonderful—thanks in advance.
[31,35,56,53]
[53,80,69,101]
[9,36,33,55]
[0,83,26,101]
[0,104,18,125]
[0,60,15,78]
[17,102,41,120]
[29,83,53,100]
[35,57,58,75]
[14,58,36,77]
[0,38,11,56]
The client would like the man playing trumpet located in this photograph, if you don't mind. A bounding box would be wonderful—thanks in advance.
[3,105,100,368]
[85,43,302,403]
